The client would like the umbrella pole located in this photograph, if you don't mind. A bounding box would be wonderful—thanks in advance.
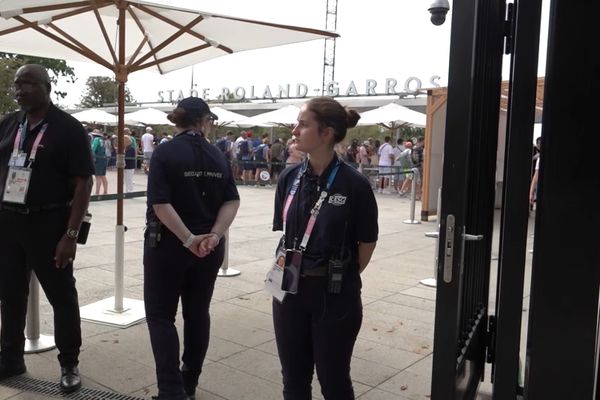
[80,5,145,328]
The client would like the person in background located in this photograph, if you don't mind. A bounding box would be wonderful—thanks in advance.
[254,137,271,186]
[124,135,136,193]
[90,129,108,196]
[269,137,285,182]
[141,126,155,173]
[285,137,304,166]
[144,97,240,400]
[272,96,378,400]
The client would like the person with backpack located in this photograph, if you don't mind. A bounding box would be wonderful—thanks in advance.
[90,129,108,195]
[215,131,234,162]
[238,131,254,183]
[254,137,271,186]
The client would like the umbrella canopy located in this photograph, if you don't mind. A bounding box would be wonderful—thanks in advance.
[210,106,246,127]
[0,1,337,75]
[237,104,300,128]
[0,0,336,226]
[124,107,172,125]
[357,102,426,128]
[71,108,118,125]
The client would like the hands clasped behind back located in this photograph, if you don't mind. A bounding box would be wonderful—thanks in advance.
[186,233,219,258]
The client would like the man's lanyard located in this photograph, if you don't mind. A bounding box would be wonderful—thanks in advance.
[282,159,341,251]
[11,121,48,167]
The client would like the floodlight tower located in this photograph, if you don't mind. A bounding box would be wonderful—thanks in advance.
[321,0,338,95]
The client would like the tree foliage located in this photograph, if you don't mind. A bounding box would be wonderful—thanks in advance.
[0,53,75,115]
[79,76,134,108]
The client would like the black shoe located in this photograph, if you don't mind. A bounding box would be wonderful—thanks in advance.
[60,366,81,393]
[181,367,199,399]
[0,361,26,380]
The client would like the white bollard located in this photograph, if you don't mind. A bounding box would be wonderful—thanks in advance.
[218,229,241,277]
[24,273,56,353]
[403,168,421,224]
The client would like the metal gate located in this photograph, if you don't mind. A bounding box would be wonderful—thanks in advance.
[430,0,544,398]
[430,0,506,398]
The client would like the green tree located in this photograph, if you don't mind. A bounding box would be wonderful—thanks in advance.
[0,53,75,115]
[79,76,134,108]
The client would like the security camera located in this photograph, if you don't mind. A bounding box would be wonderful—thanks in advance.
[428,0,450,26]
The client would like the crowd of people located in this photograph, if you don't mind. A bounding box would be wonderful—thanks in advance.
[212,128,426,200]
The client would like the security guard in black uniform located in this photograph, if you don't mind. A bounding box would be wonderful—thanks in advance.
[271,97,378,400]
[144,97,240,400]
[0,64,93,392]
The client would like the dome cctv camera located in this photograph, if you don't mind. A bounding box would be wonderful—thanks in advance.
[428,0,450,26]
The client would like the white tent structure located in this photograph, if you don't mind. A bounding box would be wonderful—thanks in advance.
[0,0,337,327]
[237,104,300,128]
[357,102,427,128]
[71,108,118,125]
[124,107,172,126]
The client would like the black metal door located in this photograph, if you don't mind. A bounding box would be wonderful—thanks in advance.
[430,0,506,398]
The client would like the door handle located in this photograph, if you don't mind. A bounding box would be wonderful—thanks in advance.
[463,233,483,241]
[443,214,455,283]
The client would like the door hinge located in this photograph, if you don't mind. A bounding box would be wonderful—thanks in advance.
[486,315,497,364]
[504,2,516,54]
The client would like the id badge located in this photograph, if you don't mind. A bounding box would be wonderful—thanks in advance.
[265,246,287,302]
[3,166,31,204]
[281,250,302,294]
[8,152,27,168]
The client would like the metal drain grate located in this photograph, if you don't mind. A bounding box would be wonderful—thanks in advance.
[0,376,146,400]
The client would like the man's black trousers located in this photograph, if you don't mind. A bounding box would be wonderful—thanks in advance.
[144,230,224,399]
[0,208,81,367]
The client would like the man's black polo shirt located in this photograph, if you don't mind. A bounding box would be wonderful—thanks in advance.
[146,132,240,232]
[0,104,94,206]
[273,157,378,271]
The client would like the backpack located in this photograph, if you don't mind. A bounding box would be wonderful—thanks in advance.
[238,139,249,157]
[254,143,267,161]
[92,137,105,158]
[215,137,228,153]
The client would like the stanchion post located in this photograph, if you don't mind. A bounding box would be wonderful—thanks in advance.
[113,224,127,313]
[218,229,241,277]
[25,272,56,353]
[403,168,421,224]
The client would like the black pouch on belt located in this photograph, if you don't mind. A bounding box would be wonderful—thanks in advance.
[146,221,163,248]
[328,259,344,294]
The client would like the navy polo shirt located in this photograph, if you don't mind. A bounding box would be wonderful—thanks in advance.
[0,104,94,206]
[146,131,239,232]
[273,156,378,271]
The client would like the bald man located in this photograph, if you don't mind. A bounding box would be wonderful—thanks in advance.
[0,65,94,393]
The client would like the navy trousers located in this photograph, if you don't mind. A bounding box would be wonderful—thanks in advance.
[144,230,224,399]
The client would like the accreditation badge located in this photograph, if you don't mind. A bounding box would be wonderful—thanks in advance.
[2,166,32,204]
[8,151,27,168]
[265,245,287,302]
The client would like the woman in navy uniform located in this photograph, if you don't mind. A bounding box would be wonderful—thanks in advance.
[272,97,378,399]
[144,97,240,400]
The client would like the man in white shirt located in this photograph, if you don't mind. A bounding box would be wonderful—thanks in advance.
[377,136,395,193]
[141,126,155,173]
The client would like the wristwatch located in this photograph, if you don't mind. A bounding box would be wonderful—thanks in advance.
[65,228,79,240]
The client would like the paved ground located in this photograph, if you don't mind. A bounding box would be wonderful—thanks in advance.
[0,169,532,399]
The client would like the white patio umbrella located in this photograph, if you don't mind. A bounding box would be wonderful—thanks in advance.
[0,0,337,326]
[357,102,427,128]
[124,107,172,125]
[210,106,246,127]
[237,104,301,128]
[71,108,118,125]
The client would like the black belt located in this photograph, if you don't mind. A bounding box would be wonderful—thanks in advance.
[0,202,69,214]
[301,265,328,277]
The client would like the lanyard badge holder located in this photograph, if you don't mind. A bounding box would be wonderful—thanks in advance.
[280,161,341,295]
[3,123,47,205]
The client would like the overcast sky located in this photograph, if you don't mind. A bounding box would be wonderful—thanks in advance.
[56,0,549,108]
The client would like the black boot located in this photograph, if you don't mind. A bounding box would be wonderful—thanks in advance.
[60,365,81,393]
[181,366,199,400]
[0,358,26,380]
